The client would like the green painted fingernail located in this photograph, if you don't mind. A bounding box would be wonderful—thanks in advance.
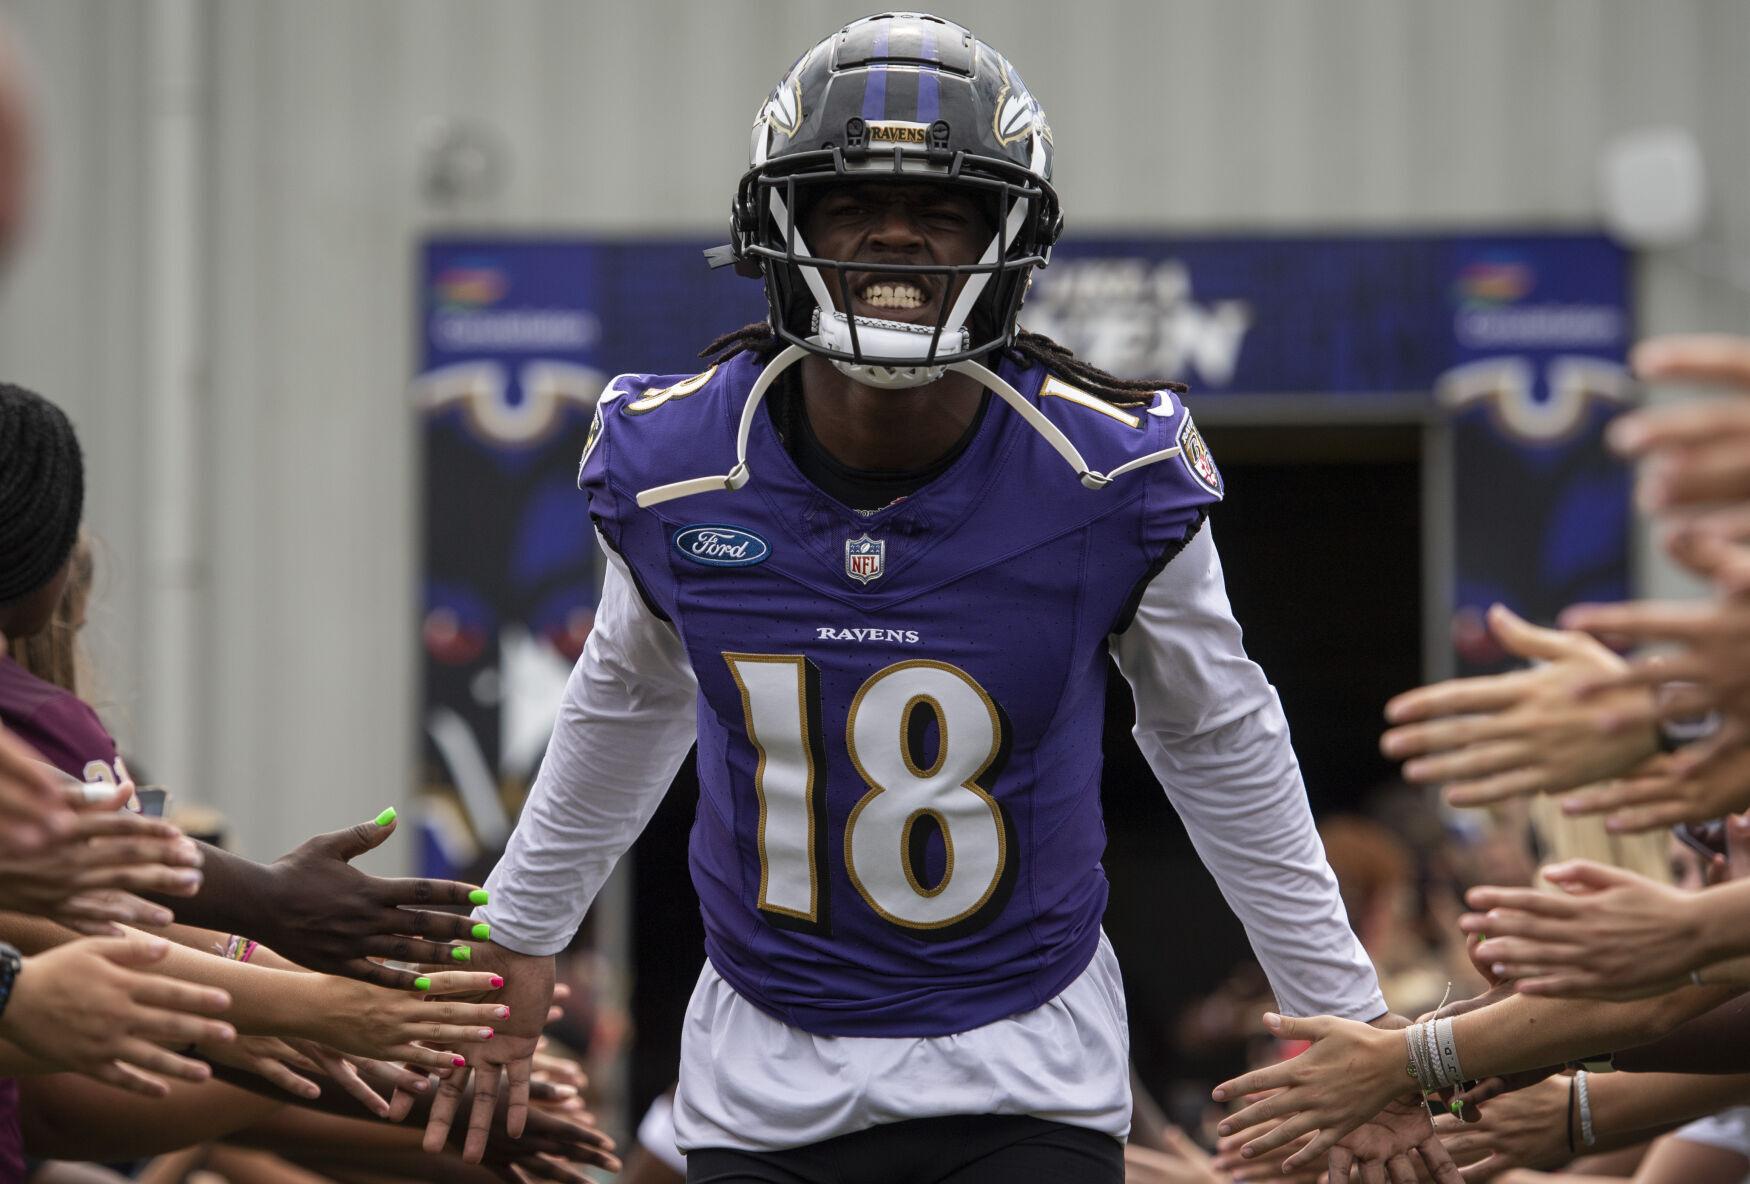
[414,976,432,991]
[375,806,397,827]
[451,945,471,962]
[472,922,491,942]
[468,889,489,906]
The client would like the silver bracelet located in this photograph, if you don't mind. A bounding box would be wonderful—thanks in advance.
[1576,1069,1597,1147]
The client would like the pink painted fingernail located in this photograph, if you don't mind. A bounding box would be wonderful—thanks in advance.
[496,1005,510,1019]
[480,1028,495,1040]
[489,975,504,989]
[452,1056,467,1068]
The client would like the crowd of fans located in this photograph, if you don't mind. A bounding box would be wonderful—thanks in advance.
[1106,332,1750,1184]
[12,12,1750,1184]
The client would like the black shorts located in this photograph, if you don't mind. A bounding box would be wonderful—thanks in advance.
[685,1114,1123,1184]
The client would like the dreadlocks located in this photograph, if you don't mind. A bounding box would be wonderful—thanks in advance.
[699,322,1184,409]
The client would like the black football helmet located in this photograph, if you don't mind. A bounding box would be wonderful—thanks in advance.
[646,15,1179,508]
[725,12,1062,389]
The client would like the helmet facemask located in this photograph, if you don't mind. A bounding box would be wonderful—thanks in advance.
[737,146,1057,389]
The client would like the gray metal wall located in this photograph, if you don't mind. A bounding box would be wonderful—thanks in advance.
[2,0,1747,861]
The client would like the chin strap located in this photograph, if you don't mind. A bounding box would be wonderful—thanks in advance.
[633,348,1185,508]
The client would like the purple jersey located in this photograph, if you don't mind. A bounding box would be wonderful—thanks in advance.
[583,352,1220,1037]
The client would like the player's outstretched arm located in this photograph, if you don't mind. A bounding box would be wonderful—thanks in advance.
[421,945,552,1162]
[1379,604,1660,807]
[1112,524,1385,1025]
[427,550,698,1162]
[142,809,489,990]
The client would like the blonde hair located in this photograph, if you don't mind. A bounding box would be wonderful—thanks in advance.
[9,529,93,695]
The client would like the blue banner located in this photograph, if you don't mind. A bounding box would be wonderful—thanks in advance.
[416,232,1632,867]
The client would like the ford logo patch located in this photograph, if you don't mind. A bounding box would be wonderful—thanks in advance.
[674,524,770,568]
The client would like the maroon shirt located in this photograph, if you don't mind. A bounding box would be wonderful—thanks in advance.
[0,656,120,784]
[0,657,123,1182]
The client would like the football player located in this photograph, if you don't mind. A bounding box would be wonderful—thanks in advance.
[433,13,1448,1183]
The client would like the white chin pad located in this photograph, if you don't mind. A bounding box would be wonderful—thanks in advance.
[811,309,970,389]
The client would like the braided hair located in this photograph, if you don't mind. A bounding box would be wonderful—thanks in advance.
[0,383,83,605]
[699,322,1183,409]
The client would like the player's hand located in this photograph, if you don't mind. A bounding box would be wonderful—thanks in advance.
[1,934,233,1096]
[423,945,552,1162]
[0,727,76,857]
[1211,1013,1411,1170]
[294,968,509,1071]
[1462,861,1707,997]
[1557,742,1750,833]
[0,796,202,934]
[1433,1072,1571,1181]
[1379,605,1658,807]
[251,810,490,989]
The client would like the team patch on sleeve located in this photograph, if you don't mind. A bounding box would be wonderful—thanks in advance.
[1176,412,1222,497]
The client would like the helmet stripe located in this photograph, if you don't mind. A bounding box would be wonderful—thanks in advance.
[860,26,889,121]
[916,26,940,124]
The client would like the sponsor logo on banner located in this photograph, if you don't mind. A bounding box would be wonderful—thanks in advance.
[428,254,600,353]
[1450,253,1625,351]
[845,534,885,584]
[674,525,771,568]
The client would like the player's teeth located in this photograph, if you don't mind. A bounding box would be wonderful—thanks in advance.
[860,283,926,309]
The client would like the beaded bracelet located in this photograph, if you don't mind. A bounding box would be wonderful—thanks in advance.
[218,934,258,963]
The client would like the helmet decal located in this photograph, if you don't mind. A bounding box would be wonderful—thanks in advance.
[764,72,803,137]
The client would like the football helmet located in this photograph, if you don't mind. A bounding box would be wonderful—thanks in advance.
[726,12,1062,389]
[643,15,1190,508]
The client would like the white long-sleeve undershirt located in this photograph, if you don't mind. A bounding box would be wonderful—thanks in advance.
[482,527,1381,1019]
[480,524,1382,1149]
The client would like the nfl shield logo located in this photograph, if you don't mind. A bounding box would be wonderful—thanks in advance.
[845,534,885,584]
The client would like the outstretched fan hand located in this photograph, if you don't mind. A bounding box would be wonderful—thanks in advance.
[248,810,489,990]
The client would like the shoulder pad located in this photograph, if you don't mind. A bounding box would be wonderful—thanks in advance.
[578,357,754,502]
[1027,372,1221,501]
